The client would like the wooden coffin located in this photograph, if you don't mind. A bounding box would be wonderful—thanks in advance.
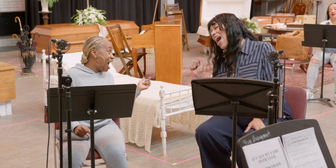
[31,20,139,53]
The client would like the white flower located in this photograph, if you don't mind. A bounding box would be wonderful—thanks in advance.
[89,14,95,19]
[71,6,106,25]
[91,17,97,23]
[97,13,104,19]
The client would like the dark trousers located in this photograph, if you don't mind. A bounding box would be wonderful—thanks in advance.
[195,116,290,168]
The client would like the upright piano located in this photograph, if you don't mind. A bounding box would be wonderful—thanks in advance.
[132,16,183,84]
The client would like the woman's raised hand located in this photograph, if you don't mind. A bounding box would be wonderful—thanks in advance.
[137,77,151,92]
[190,58,204,78]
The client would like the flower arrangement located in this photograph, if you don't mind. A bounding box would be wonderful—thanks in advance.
[38,0,59,8]
[244,19,261,34]
[71,6,107,25]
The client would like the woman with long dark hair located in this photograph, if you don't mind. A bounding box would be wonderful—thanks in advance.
[190,13,293,167]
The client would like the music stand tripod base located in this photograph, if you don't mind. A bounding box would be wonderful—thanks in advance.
[307,98,333,107]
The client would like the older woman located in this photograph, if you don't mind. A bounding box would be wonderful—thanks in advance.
[62,36,150,168]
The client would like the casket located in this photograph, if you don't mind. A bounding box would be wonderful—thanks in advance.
[31,20,139,53]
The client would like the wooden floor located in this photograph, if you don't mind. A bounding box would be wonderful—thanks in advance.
[0,34,335,168]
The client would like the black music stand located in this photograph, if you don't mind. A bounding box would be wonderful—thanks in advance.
[191,78,275,168]
[48,84,136,168]
[302,24,336,107]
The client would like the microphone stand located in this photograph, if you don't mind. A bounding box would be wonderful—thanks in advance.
[52,41,72,168]
[268,55,282,125]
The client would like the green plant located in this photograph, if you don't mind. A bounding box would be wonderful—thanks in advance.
[71,6,107,25]
[244,19,261,34]
[39,0,59,8]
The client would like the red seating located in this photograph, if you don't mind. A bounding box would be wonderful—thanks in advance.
[284,85,307,119]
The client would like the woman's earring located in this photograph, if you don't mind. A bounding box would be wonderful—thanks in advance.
[94,55,105,66]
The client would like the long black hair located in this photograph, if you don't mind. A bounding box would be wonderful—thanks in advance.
[207,13,258,75]
[327,3,336,20]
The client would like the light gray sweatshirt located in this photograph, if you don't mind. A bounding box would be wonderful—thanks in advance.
[64,63,139,132]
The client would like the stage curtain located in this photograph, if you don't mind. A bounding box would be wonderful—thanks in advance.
[175,0,200,33]
[25,0,160,31]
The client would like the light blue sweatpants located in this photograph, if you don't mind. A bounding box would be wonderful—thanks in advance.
[307,49,336,92]
[62,120,127,168]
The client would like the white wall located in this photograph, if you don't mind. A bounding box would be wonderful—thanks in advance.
[0,0,25,12]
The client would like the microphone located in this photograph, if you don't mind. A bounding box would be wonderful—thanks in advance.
[267,51,279,62]
[51,38,70,47]
[267,50,284,62]
[51,38,71,51]
[277,50,284,54]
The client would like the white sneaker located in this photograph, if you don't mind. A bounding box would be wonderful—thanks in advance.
[306,90,314,100]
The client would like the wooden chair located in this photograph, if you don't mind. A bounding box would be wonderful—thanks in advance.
[280,59,310,85]
[164,3,189,51]
[106,24,146,78]
[290,0,307,15]
[277,44,312,85]
[164,3,180,16]
[270,13,296,45]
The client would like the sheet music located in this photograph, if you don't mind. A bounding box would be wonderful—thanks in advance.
[282,127,327,168]
[243,137,291,168]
